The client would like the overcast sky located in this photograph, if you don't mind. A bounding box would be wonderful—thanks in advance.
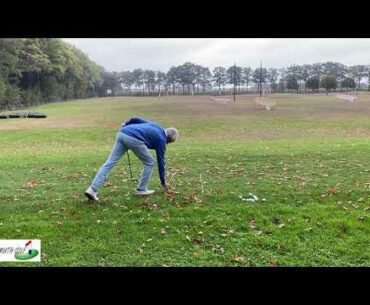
[63,38,370,72]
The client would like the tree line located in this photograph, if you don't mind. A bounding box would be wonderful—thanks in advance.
[104,62,370,96]
[0,38,104,110]
[1,38,370,110]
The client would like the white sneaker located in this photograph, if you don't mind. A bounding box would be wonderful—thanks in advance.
[85,186,99,201]
[135,189,155,196]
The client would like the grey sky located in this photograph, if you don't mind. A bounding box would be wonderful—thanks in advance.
[63,38,370,72]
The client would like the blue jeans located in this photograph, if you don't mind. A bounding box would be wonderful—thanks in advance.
[90,132,155,192]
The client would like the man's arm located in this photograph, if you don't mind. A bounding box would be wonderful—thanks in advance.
[156,141,167,187]
[122,117,150,127]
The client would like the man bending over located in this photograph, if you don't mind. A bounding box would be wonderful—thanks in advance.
[85,117,179,201]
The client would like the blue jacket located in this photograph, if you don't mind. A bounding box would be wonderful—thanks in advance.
[121,117,167,186]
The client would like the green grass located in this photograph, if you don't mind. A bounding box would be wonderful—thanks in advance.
[0,94,369,266]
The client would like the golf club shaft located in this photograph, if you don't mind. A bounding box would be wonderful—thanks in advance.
[127,151,133,180]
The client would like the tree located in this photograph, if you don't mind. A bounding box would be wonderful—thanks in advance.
[349,65,366,90]
[341,77,356,91]
[299,65,311,93]
[177,62,197,94]
[143,70,156,94]
[120,71,134,92]
[227,65,242,93]
[199,67,212,94]
[310,63,323,91]
[0,78,6,106]
[310,63,323,79]
[278,68,287,92]
[286,65,302,92]
[0,39,23,107]
[18,39,53,105]
[132,69,144,94]
[252,67,267,94]
[39,39,67,78]
[193,65,203,94]
[278,78,286,92]
[61,42,103,99]
[166,66,179,95]
[366,65,370,91]
[0,38,104,107]
[212,66,227,95]
[242,67,252,93]
[100,71,119,96]
[305,77,320,93]
[321,75,337,94]
[321,62,347,92]
[155,71,166,94]
[286,75,299,93]
[266,68,279,92]
[0,39,23,84]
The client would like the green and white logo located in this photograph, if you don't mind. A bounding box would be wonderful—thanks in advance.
[0,240,41,262]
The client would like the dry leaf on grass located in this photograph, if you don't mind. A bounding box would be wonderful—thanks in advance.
[230,255,244,263]
[23,180,39,188]
[269,260,277,267]
[72,193,80,200]
[193,252,202,258]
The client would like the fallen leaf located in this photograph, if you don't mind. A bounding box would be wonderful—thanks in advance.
[248,219,257,229]
[326,186,339,195]
[193,252,201,258]
[72,193,80,200]
[23,180,39,188]
[191,238,202,245]
[230,255,243,263]
[269,260,277,267]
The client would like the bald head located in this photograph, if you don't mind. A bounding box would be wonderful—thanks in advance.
[165,128,179,143]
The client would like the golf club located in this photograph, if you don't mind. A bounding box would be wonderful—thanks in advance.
[127,151,138,182]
